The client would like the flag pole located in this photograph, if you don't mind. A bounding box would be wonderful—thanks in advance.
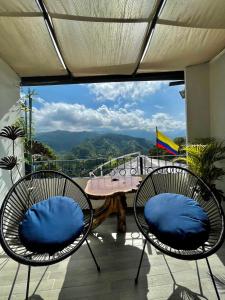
[156,126,159,158]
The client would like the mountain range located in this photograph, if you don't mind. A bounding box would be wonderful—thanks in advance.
[35,130,153,158]
[36,129,185,159]
[36,131,101,152]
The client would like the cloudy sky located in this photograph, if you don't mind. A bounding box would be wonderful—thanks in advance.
[22,81,186,137]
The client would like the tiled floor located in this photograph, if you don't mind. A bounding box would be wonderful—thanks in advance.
[0,214,225,300]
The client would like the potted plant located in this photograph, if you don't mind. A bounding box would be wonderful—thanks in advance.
[174,138,225,202]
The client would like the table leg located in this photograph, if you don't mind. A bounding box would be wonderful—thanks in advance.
[92,198,113,229]
[92,193,127,232]
[117,194,127,233]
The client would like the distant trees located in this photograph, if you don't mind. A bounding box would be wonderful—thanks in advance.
[16,90,57,173]
[71,134,150,160]
[31,140,57,161]
[173,137,186,147]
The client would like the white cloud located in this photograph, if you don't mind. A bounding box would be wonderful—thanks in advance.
[34,101,185,133]
[88,81,166,102]
[35,97,46,105]
[154,104,163,109]
[19,93,46,105]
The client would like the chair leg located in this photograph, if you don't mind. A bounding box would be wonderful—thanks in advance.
[135,239,147,284]
[86,238,101,272]
[26,265,31,300]
[205,257,220,300]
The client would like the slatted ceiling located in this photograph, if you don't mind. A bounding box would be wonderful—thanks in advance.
[0,0,40,13]
[45,0,158,20]
[159,0,225,29]
[0,17,67,77]
[137,0,225,73]
[62,64,137,78]
[45,0,158,77]
[0,0,224,81]
[53,20,148,76]
[139,24,225,73]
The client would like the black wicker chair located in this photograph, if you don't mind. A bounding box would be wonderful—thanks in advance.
[0,170,100,299]
[134,166,224,299]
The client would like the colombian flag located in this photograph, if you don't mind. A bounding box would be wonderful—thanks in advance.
[156,129,179,155]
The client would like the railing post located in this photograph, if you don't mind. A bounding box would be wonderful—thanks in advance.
[100,166,103,177]
[139,156,144,175]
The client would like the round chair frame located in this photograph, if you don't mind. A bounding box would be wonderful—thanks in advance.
[134,166,224,260]
[134,166,224,299]
[0,170,98,266]
[0,170,101,299]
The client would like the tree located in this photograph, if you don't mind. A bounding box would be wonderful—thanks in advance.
[173,137,186,147]
[31,141,57,160]
[148,146,165,156]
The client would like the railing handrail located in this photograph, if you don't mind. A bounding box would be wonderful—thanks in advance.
[32,153,186,178]
[90,152,141,176]
[145,154,185,158]
[32,157,106,164]
[32,153,185,164]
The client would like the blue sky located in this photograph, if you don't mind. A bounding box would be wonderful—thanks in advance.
[22,81,186,137]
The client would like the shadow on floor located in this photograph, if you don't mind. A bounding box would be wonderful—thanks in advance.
[167,285,208,300]
[58,229,150,300]
[211,240,225,295]
[163,255,210,300]
[28,295,44,300]
[216,240,225,266]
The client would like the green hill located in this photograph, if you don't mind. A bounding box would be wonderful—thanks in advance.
[35,131,152,159]
[36,130,101,152]
[71,133,151,159]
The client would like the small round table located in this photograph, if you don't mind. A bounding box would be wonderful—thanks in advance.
[85,176,142,233]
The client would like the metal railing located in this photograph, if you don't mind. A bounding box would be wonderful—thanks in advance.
[90,152,141,177]
[141,154,186,175]
[32,153,186,177]
[32,158,107,177]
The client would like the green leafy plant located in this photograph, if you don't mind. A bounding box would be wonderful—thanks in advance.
[174,139,225,202]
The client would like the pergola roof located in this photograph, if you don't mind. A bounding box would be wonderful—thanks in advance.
[0,0,225,85]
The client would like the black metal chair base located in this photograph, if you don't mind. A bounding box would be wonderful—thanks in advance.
[205,257,220,300]
[134,239,220,300]
[24,241,100,300]
[86,239,101,272]
[135,239,147,284]
[26,265,31,300]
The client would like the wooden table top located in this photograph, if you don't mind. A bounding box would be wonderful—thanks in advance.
[85,176,142,198]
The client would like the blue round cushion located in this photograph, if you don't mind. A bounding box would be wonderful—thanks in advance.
[19,196,84,254]
[144,193,210,250]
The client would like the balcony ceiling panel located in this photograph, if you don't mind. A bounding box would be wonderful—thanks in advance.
[52,19,149,76]
[159,0,225,29]
[45,0,158,76]
[0,0,39,13]
[45,0,158,20]
[0,0,225,84]
[0,16,67,77]
[139,24,225,73]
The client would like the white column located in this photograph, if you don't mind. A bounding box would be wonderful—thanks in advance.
[185,63,210,143]
[209,50,225,199]
[209,50,225,140]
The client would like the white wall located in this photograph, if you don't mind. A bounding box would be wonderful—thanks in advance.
[209,50,225,140]
[185,51,225,142]
[209,50,225,196]
[185,63,210,142]
[185,51,225,197]
[0,58,23,207]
